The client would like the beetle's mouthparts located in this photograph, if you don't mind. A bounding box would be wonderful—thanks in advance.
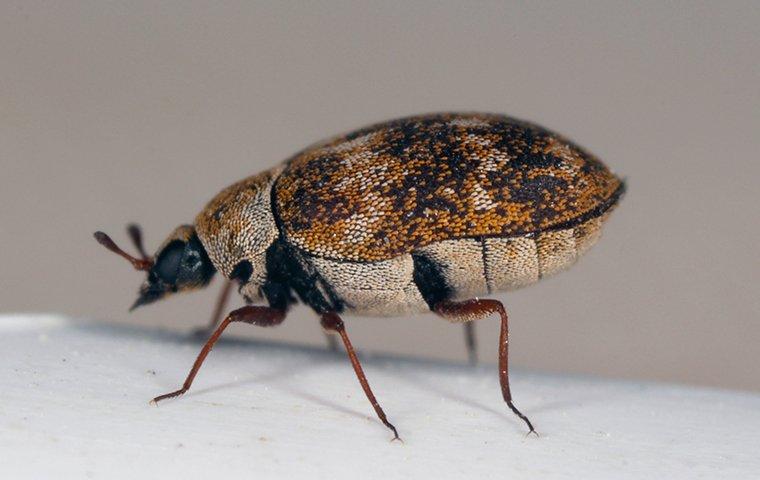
[93,223,154,271]
[130,283,164,311]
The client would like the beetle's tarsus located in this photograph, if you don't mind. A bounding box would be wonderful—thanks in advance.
[382,420,402,442]
[381,420,402,442]
[507,400,537,435]
[152,388,187,404]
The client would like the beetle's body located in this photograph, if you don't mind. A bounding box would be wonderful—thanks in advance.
[96,112,624,439]
[196,113,623,317]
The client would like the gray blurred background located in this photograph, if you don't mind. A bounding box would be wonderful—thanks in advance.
[2,1,758,391]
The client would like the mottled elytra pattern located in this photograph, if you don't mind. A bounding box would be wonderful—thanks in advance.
[275,112,623,261]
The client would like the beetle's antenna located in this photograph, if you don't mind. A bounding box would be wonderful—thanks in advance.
[126,223,150,261]
[94,229,153,271]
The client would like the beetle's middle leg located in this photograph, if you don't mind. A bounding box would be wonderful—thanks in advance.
[321,312,400,441]
[434,298,536,435]
[463,322,478,364]
[152,305,286,404]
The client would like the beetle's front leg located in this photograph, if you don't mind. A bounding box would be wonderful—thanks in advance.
[434,298,536,435]
[191,279,234,340]
[152,305,286,404]
[191,281,339,353]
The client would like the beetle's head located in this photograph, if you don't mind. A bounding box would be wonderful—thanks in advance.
[94,224,216,311]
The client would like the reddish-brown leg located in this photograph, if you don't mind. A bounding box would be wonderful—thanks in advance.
[321,312,400,441]
[196,280,338,353]
[192,279,234,339]
[463,322,478,365]
[434,299,536,435]
[152,305,286,404]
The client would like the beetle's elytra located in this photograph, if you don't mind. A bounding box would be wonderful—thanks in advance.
[95,112,624,440]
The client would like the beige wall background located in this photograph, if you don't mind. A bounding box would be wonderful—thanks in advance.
[2,1,758,391]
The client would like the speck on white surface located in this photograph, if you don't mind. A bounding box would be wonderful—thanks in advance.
[1,314,758,479]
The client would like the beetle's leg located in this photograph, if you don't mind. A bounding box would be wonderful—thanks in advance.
[463,322,478,365]
[434,299,536,435]
[320,312,401,441]
[193,281,338,353]
[152,305,286,404]
[207,279,234,330]
[192,279,234,339]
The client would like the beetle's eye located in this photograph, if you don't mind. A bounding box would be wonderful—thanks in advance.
[183,251,201,270]
[154,241,184,284]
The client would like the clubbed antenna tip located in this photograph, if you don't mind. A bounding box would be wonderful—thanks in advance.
[94,224,154,271]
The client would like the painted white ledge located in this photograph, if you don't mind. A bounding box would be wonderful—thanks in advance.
[2,314,758,479]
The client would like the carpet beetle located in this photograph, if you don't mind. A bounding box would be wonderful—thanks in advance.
[95,112,625,440]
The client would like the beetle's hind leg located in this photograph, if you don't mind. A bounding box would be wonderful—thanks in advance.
[321,312,401,441]
[152,305,286,404]
[434,299,536,435]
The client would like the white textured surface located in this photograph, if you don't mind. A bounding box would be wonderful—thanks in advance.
[2,314,758,479]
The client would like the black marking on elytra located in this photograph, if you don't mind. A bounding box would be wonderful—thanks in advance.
[510,174,570,205]
[511,173,572,226]
[412,253,452,310]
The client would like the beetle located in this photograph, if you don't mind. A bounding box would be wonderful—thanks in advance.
[94,112,624,440]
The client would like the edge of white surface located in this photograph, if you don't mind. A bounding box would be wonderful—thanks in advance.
[3,314,759,480]
[0,312,71,331]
